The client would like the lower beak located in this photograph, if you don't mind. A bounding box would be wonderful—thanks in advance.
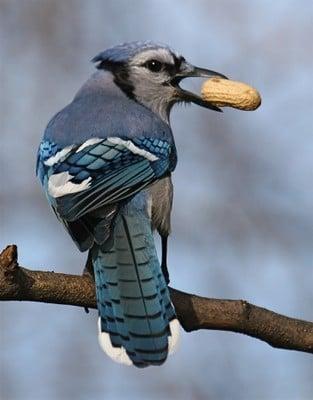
[173,63,228,112]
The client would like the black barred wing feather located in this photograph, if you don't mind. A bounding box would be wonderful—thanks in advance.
[38,137,175,222]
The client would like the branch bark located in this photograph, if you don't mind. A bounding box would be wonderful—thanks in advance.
[1,245,312,354]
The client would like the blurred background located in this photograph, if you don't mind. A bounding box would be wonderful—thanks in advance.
[1,1,312,399]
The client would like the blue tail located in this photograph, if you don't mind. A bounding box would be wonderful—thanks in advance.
[92,200,179,368]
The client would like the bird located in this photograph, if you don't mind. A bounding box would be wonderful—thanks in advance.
[36,41,226,368]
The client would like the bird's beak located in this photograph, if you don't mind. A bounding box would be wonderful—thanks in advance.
[172,62,228,112]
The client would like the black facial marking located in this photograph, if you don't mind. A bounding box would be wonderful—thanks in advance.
[140,53,186,77]
[95,59,135,99]
[172,54,185,71]
[164,55,186,76]
[162,63,175,76]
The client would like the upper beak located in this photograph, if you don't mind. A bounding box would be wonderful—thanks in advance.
[172,62,228,112]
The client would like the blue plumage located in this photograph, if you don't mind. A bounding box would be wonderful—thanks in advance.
[92,41,176,65]
[37,59,178,366]
[93,200,176,367]
[37,41,225,367]
[43,71,174,147]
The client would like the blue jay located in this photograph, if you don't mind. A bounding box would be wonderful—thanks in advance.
[36,41,226,368]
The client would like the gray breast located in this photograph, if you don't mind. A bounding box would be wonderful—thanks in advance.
[149,176,173,237]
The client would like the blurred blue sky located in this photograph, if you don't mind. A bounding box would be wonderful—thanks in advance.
[1,1,313,399]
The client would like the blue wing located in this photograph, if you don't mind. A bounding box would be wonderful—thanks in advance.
[37,136,176,249]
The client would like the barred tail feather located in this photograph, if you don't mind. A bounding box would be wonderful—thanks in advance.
[92,204,179,368]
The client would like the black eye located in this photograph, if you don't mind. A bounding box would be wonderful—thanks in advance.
[144,59,163,72]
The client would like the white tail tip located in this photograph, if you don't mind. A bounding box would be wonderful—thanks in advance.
[97,318,133,366]
[97,317,180,365]
[168,318,180,355]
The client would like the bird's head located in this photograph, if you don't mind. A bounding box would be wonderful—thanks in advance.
[93,41,227,122]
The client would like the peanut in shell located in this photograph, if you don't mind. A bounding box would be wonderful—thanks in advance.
[201,78,261,111]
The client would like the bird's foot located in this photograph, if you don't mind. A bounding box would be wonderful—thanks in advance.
[161,262,170,285]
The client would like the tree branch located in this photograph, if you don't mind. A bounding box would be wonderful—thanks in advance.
[1,245,312,354]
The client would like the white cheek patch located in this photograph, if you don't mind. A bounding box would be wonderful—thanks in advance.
[44,146,74,166]
[107,137,158,162]
[76,138,103,152]
[48,171,92,198]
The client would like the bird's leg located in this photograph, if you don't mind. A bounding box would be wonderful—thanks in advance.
[161,235,170,285]
[82,249,94,279]
[82,250,94,313]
